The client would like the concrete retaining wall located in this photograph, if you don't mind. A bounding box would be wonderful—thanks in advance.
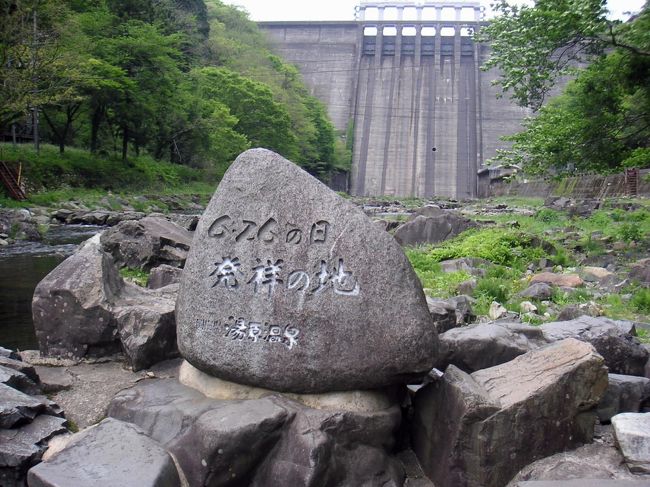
[489,170,650,199]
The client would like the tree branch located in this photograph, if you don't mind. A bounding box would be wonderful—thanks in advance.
[606,23,650,57]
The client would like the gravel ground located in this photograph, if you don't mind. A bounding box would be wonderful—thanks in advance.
[21,352,181,429]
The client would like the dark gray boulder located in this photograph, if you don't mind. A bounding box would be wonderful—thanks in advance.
[597,374,650,423]
[249,395,404,487]
[518,282,553,301]
[556,304,602,321]
[107,379,225,444]
[147,264,183,289]
[506,442,639,485]
[100,211,147,226]
[0,384,59,429]
[176,149,437,394]
[100,216,192,270]
[413,339,608,487]
[448,295,476,324]
[0,365,40,395]
[629,258,650,288]
[542,316,649,376]
[108,378,405,487]
[114,298,177,371]
[27,418,181,487]
[411,365,500,487]
[394,211,477,246]
[426,297,458,333]
[435,322,548,373]
[0,415,67,487]
[32,235,179,370]
[0,347,20,360]
[32,236,122,360]
[0,356,40,384]
[169,397,289,486]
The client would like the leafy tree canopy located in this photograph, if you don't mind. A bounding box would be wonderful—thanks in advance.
[1,0,344,184]
[480,0,650,174]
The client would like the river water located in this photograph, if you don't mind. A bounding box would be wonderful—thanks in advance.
[0,225,103,351]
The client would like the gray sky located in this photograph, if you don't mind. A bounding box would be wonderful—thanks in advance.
[222,0,645,22]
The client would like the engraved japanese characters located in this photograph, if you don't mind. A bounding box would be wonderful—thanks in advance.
[176,149,437,393]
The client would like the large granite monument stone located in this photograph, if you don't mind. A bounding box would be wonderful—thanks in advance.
[176,149,437,393]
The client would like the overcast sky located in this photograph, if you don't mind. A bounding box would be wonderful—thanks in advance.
[221,0,646,22]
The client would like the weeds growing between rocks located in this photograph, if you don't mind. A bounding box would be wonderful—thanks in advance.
[405,197,650,325]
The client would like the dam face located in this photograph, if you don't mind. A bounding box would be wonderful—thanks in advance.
[260,2,529,198]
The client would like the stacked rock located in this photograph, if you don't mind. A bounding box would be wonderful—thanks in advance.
[30,149,439,487]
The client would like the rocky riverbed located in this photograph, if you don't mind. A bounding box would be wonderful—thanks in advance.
[2,171,650,486]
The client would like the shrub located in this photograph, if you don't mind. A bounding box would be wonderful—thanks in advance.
[631,289,650,313]
[621,147,650,169]
[473,277,511,303]
[534,208,564,223]
[550,246,573,267]
[551,287,591,306]
[618,222,644,243]
[425,228,547,270]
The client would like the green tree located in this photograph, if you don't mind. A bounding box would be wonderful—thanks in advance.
[0,0,80,138]
[479,0,649,110]
[481,1,650,174]
[203,0,341,179]
[152,73,249,171]
[194,66,299,159]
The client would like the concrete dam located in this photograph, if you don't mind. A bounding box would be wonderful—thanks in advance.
[259,1,530,199]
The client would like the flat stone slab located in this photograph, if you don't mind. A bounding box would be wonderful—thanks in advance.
[0,414,67,467]
[0,364,40,395]
[177,149,437,393]
[0,383,48,428]
[27,418,181,487]
[46,359,180,430]
[612,413,650,474]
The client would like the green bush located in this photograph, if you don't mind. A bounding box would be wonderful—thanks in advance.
[550,246,573,267]
[631,289,650,313]
[424,228,547,270]
[621,147,650,169]
[473,277,511,303]
[551,287,591,306]
[618,222,644,243]
[534,208,564,223]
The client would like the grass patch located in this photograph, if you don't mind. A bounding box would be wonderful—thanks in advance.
[404,248,472,298]
[636,328,650,344]
[631,288,650,313]
[119,267,150,287]
[419,270,472,298]
[473,277,511,303]
[419,227,548,270]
